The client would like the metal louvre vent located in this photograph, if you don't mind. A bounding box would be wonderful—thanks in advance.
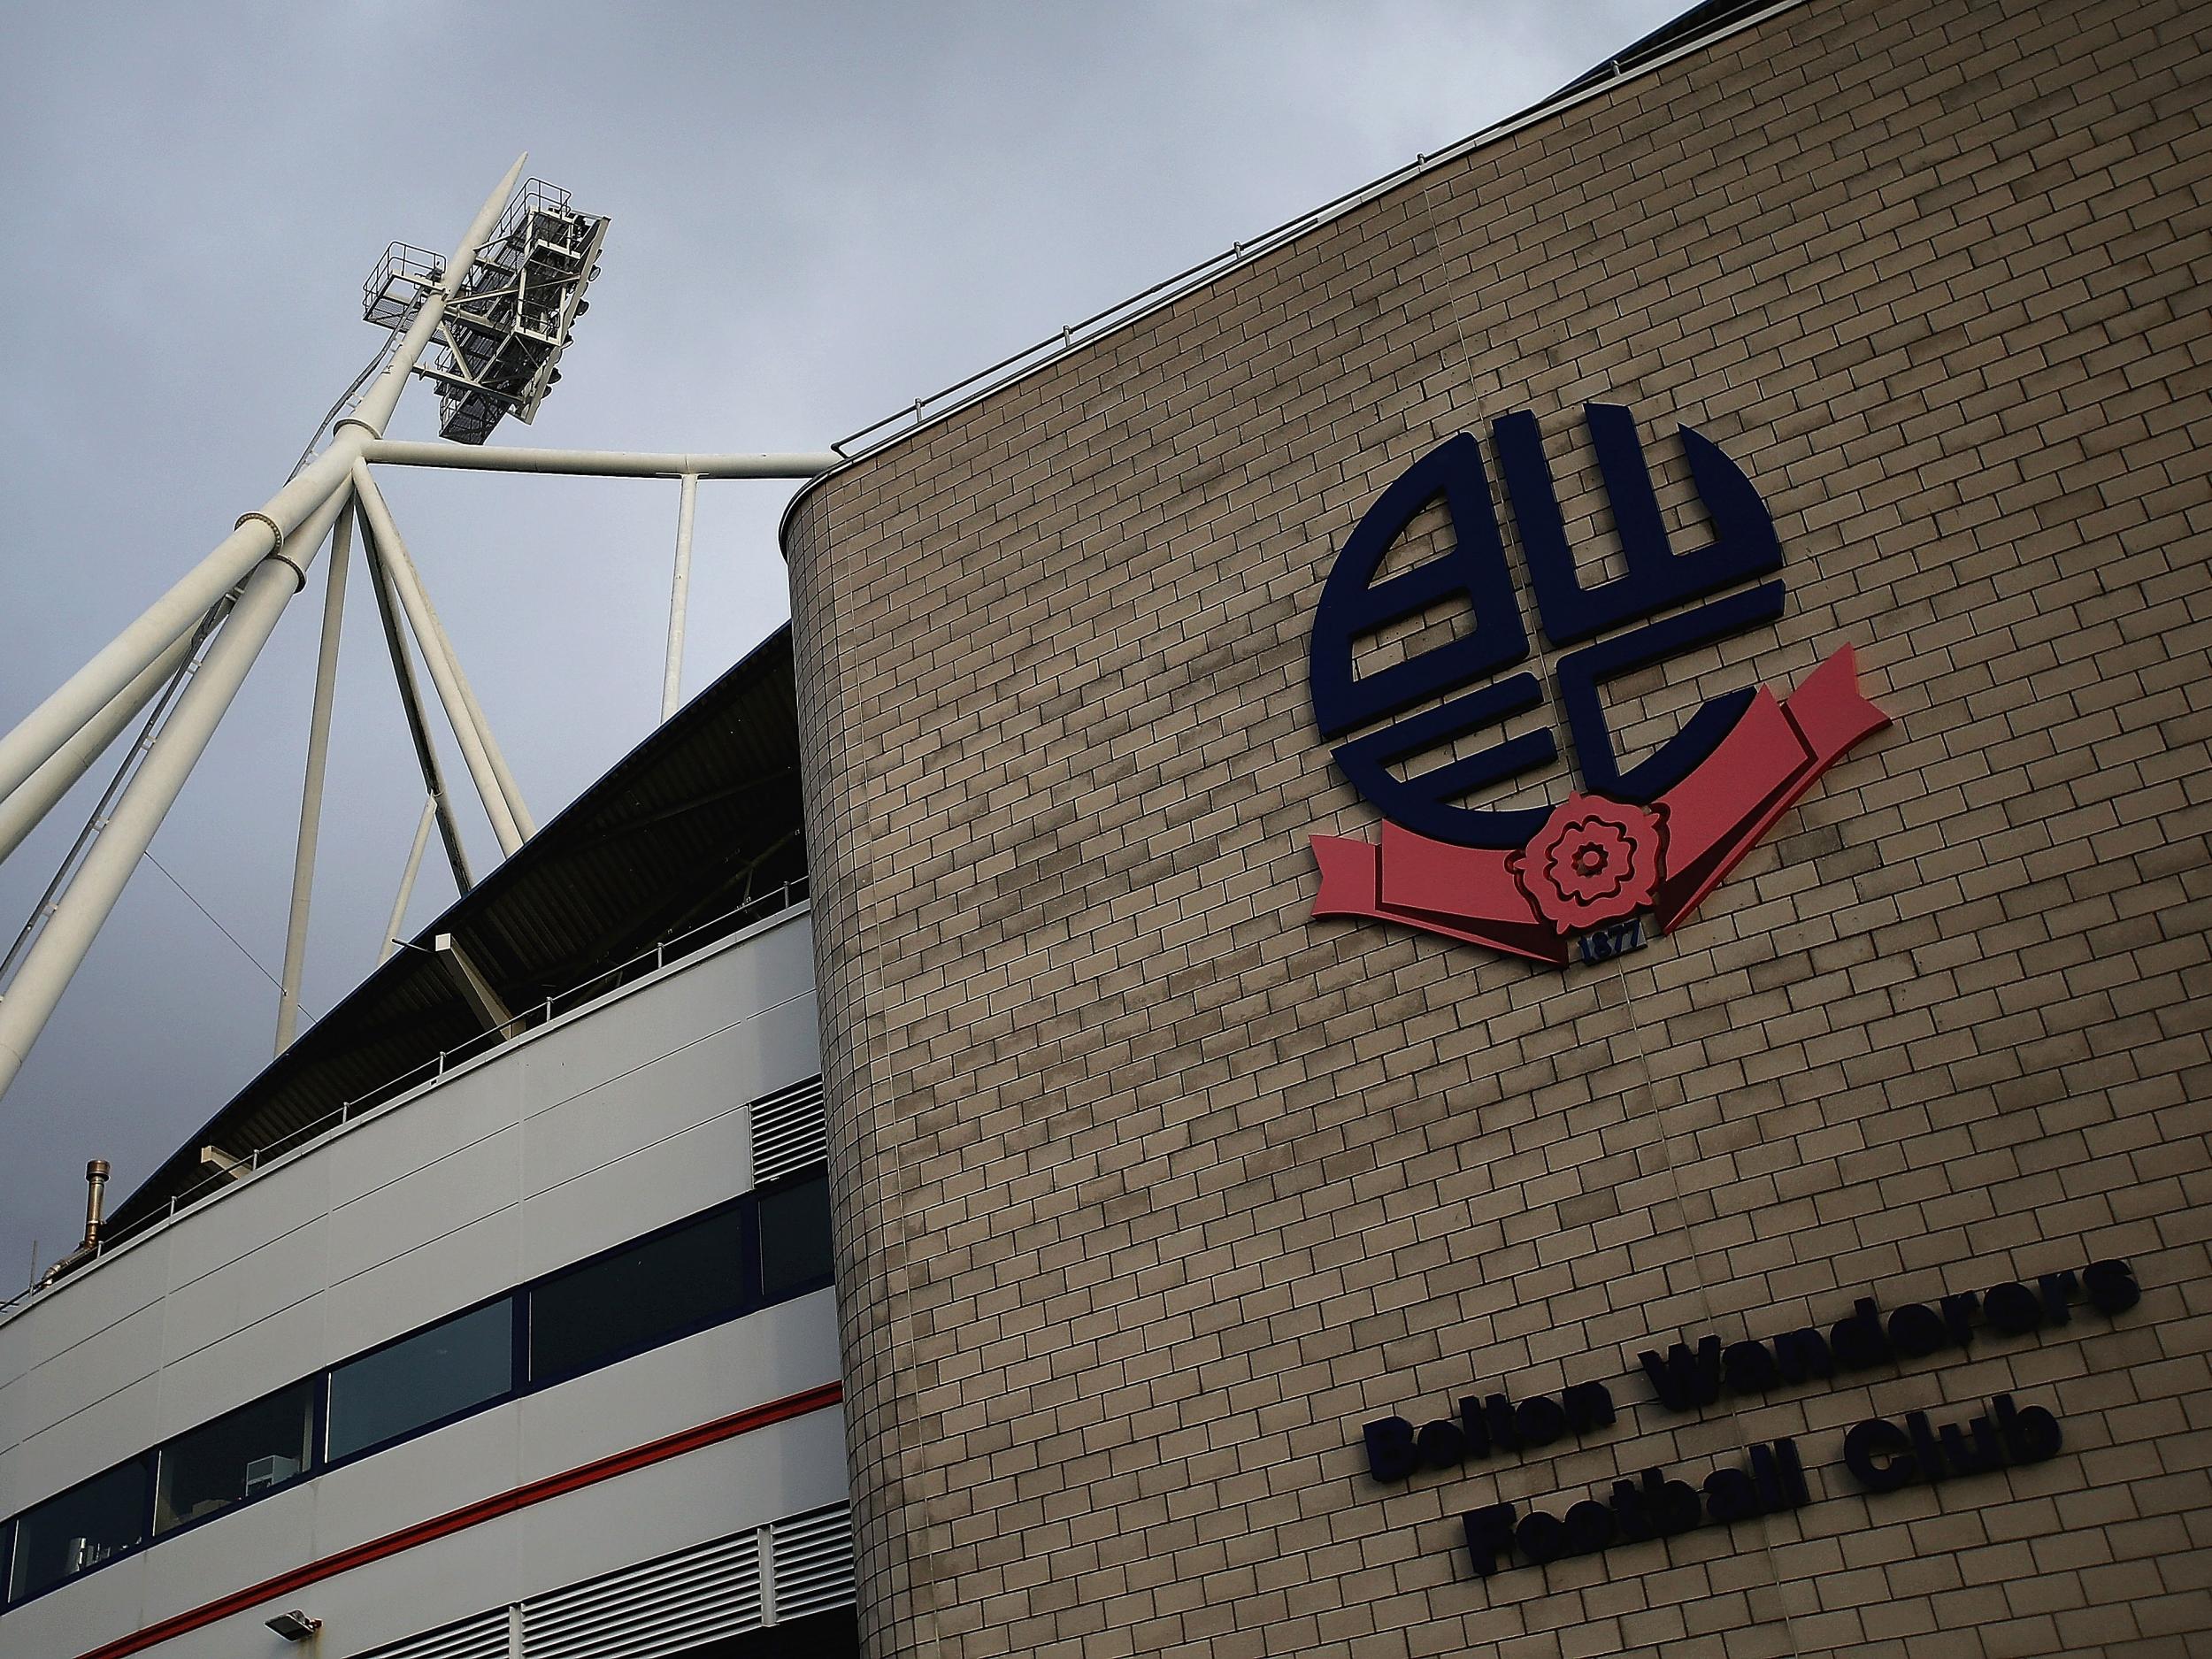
[770,1502,857,1622]
[363,1609,510,1659]
[751,1075,827,1185]
[523,1531,761,1659]
[352,1504,853,1659]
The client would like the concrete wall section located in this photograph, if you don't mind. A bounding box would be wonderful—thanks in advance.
[786,2,2212,1655]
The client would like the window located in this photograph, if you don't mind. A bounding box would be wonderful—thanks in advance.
[327,1300,515,1463]
[759,1171,833,1300]
[679,1607,858,1657]
[3,1184,837,1605]
[12,1459,149,1601]
[154,1380,313,1533]
[529,1204,749,1382]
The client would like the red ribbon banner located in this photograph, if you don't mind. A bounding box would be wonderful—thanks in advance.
[1310,645,1892,964]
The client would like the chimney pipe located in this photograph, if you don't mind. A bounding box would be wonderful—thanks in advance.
[81,1158,110,1250]
[35,1158,112,1291]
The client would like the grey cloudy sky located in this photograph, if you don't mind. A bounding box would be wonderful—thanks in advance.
[0,0,1682,1280]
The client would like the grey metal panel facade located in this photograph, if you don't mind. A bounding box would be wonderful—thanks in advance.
[0,913,832,1658]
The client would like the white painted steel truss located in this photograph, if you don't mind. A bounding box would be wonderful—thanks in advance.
[0,157,841,1102]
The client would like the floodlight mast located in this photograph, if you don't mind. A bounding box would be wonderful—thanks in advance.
[0,156,528,1105]
[0,151,844,1118]
[0,157,527,812]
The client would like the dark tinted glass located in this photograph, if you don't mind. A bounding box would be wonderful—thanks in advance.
[327,1300,514,1462]
[678,1607,857,1657]
[529,1205,748,1381]
[759,1173,833,1300]
[12,1459,149,1601]
[154,1380,313,1533]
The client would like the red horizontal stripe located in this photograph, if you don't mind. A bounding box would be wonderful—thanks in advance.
[72,1381,843,1659]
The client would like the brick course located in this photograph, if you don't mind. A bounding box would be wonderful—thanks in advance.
[786,1,2212,1653]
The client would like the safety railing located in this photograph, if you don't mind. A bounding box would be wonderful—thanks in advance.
[825,0,1801,465]
[9,879,809,1302]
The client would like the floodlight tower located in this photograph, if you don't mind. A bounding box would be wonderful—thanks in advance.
[0,157,840,1102]
[365,180,611,444]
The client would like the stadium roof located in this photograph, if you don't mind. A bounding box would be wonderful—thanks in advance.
[1549,0,1781,97]
[115,0,1777,1242]
[108,624,805,1236]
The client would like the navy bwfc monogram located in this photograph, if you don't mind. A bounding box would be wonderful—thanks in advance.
[1307,403,1891,964]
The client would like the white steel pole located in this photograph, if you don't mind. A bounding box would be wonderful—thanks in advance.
[662,472,697,722]
[274,506,354,1054]
[0,155,526,813]
[379,797,437,965]
[0,486,354,1102]
[364,511,473,894]
[0,630,198,868]
[363,442,839,478]
[394,523,535,840]
[351,465,524,856]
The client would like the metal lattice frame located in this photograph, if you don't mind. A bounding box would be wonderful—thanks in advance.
[368,180,611,445]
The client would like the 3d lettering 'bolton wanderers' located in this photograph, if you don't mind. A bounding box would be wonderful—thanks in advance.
[1309,404,1892,966]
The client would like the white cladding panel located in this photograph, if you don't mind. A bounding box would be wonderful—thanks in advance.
[157,1228,330,1436]
[0,1223,168,1394]
[319,1206,521,1385]
[5,1302,165,1505]
[517,1089,753,1284]
[0,910,829,1657]
[320,1102,522,1309]
[302,1290,835,1558]
[165,1406,848,1659]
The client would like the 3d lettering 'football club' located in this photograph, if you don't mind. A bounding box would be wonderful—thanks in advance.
[1308,404,1892,966]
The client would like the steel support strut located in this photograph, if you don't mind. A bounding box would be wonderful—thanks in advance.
[380,797,439,965]
[663,473,698,722]
[352,465,528,856]
[0,157,526,815]
[0,631,199,868]
[362,442,838,478]
[0,157,527,1106]
[364,511,475,896]
[274,508,353,1054]
[0,485,351,1100]
[389,514,534,841]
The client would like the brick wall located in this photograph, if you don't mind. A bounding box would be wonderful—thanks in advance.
[785,1,2212,1653]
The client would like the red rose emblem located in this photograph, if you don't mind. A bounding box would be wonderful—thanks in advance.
[1509,795,1665,934]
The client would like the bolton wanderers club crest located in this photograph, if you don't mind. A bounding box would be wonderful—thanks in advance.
[1308,403,1892,967]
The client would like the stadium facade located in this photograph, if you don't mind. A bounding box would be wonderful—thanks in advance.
[4,0,2208,1655]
